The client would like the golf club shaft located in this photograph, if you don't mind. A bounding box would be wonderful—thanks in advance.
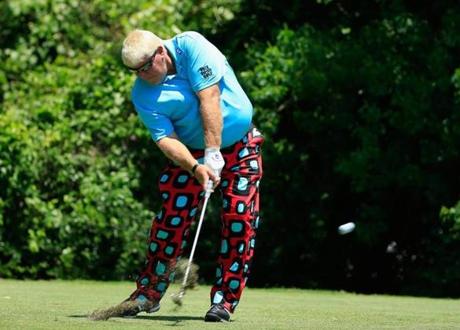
[179,180,213,292]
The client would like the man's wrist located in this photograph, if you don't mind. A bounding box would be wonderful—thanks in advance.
[205,147,220,153]
[191,162,200,175]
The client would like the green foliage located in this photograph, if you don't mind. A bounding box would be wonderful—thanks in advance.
[179,0,242,34]
[1,0,460,298]
[240,4,460,294]
[440,202,460,240]
[0,55,154,278]
[0,0,245,280]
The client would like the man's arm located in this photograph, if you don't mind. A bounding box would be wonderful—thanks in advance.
[156,135,197,173]
[196,83,222,148]
[196,83,225,184]
[156,136,218,188]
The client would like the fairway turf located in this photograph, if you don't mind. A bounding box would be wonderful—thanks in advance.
[0,280,459,329]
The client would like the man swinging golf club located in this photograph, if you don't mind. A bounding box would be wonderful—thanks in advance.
[117,29,264,322]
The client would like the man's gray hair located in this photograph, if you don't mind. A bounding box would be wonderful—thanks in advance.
[121,29,163,69]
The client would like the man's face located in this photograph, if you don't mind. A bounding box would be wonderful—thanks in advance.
[135,47,168,84]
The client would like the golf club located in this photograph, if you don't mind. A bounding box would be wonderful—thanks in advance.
[171,179,214,306]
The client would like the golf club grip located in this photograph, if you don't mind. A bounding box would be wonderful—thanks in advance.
[204,179,213,198]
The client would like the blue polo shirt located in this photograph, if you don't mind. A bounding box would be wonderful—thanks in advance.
[131,31,253,149]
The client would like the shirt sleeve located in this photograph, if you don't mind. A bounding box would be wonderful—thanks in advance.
[135,106,174,142]
[182,32,226,92]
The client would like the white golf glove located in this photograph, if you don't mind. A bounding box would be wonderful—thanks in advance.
[204,147,225,178]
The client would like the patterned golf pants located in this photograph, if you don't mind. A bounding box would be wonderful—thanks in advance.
[130,126,264,313]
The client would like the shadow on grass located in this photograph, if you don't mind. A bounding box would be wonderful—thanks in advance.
[69,314,204,323]
[136,315,203,321]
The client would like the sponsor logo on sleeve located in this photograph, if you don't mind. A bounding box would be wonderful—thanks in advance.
[198,65,213,79]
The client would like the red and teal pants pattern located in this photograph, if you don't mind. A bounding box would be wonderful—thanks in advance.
[130,127,264,313]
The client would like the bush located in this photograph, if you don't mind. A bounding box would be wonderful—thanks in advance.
[241,12,460,294]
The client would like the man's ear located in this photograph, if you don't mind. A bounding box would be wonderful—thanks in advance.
[158,45,166,55]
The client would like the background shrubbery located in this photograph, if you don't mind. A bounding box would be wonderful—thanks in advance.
[1,0,460,296]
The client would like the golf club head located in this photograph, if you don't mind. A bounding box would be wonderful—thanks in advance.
[171,291,184,306]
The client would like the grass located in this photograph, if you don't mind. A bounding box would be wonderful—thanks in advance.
[0,280,459,329]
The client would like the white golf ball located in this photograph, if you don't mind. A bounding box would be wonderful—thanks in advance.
[338,222,356,235]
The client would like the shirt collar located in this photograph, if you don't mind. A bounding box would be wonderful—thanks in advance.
[164,38,183,78]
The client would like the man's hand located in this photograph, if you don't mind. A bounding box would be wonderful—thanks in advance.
[194,163,220,190]
[204,147,225,178]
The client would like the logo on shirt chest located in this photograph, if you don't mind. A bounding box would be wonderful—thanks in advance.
[198,65,213,79]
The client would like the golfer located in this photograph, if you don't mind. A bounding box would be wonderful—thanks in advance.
[120,29,264,322]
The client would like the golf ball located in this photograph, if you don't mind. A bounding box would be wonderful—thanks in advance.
[338,222,356,235]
